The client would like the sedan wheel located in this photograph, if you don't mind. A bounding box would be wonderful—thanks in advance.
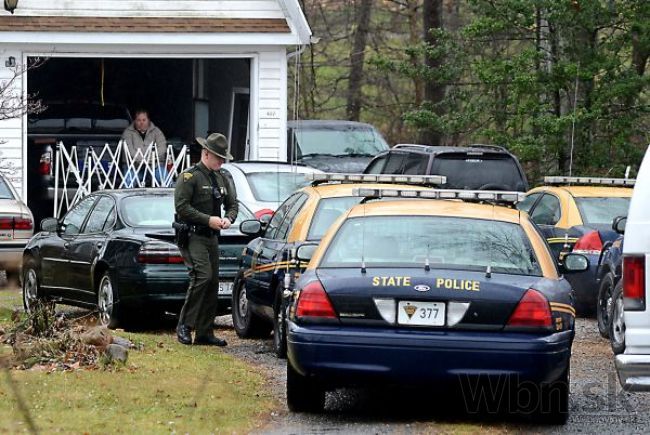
[597,274,615,338]
[98,272,121,329]
[22,266,40,313]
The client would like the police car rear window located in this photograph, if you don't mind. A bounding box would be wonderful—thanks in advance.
[575,197,630,226]
[320,215,542,276]
[307,196,363,240]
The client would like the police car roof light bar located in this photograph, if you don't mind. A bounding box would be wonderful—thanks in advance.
[305,173,447,186]
[353,188,525,204]
[544,176,636,187]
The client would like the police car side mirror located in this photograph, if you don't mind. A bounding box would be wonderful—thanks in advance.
[40,217,59,233]
[259,213,272,227]
[562,253,589,273]
[613,216,627,235]
[296,243,319,263]
[239,219,262,236]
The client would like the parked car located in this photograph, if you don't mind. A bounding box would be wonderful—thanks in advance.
[285,188,587,423]
[22,188,254,328]
[287,120,390,173]
[364,144,529,192]
[595,217,626,340]
[518,177,633,314]
[0,173,34,283]
[233,173,444,357]
[615,146,650,391]
[220,161,323,219]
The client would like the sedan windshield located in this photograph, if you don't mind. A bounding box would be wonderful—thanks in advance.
[575,197,630,225]
[321,216,542,276]
[294,128,388,157]
[246,172,312,203]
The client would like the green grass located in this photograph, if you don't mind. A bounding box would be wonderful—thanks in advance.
[0,289,274,433]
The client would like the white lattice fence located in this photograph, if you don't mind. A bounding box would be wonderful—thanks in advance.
[53,141,190,217]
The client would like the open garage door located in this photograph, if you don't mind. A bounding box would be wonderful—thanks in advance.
[26,57,251,224]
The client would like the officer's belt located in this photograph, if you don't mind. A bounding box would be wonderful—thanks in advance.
[191,225,218,237]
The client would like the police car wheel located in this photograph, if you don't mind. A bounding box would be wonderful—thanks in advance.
[597,273,615,338]
[273,289,287,359]
[97,272,122,329]
[232,280,271,338]
[609,281,625,355]
[286,362,325,413]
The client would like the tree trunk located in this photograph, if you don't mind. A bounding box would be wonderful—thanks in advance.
[419,0,444,145]
[407,0,423,107]
[346,0,373,121]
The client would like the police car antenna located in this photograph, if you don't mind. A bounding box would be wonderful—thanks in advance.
[361,203,367,274]
[425,243,431,272]
[486,203,495,279]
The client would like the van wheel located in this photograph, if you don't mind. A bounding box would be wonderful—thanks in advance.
[286,362,325,413]
[97,272,122,329]
[273,288,287,359]
[610,281,625,355]
[597,273,615,338]
[232,280,271,338]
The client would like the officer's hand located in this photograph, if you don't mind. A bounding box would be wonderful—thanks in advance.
[208,216,224,230]
[221,218,232,230]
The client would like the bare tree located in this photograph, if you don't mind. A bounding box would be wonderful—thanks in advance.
[0,56,45,122]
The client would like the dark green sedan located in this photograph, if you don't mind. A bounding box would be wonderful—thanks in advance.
[21,188,253,328]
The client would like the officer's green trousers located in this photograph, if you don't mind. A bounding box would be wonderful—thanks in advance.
[178,233,219,337]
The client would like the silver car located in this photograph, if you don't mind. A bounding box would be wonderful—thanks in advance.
[0,173,34,283]
[221,162,322,219]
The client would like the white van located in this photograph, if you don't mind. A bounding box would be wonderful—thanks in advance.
[615,145,650,391]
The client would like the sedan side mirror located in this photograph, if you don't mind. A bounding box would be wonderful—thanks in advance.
[40,217,59,232]
[296,243,319,263]
[562,253,589,273]
[239,219,262,236]
[612,216,627,235]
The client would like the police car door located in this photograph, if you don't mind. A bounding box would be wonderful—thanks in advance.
[247,193,304,308]
[528,193,565,259]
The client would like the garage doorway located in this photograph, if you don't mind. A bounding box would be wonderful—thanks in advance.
[26,56,251,224]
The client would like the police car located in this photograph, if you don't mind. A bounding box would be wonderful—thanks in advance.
[518,176,633,314]
[286,189,589,423]
[233,173,444,357]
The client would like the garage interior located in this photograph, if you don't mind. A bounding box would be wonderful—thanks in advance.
[26,56,251,221]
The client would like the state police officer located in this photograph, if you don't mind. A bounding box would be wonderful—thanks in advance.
[174,133,238,346]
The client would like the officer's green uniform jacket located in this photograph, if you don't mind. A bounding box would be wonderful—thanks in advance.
[174,162,238,226]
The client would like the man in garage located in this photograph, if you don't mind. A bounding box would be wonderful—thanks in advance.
[121,109,168,186]
[174,133,238,346]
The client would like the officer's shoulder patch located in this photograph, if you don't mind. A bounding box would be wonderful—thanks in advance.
[183,172,193,181]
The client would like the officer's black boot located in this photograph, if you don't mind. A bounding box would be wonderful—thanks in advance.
[194,334,227,347]
[176,324,193,345]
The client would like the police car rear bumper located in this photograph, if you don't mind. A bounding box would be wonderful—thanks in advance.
[287,322,572,387]
[615,354,650,391]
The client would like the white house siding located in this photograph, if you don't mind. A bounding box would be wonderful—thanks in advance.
[13,0,285,19]
[0,49,26,199]
[257,49,287,161]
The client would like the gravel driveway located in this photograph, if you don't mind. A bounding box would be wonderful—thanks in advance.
[215,316,650,434]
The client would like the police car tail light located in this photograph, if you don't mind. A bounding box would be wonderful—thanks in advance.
[137,241,184,264]
[507,289,552,329]
[572,231,603,256]
[296,280,337,319]
[623,255,646,311]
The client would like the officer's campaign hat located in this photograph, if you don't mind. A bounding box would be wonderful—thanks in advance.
[196,133,234,160]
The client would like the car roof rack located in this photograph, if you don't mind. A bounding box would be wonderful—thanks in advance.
[305,172,446,186]
[353,188,524,205]
[544,176,635,187]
